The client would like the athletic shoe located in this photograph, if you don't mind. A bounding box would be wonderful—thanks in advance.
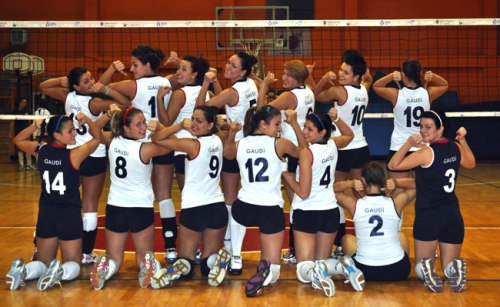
[282,249,297,264]
[195,248,202,265]
[165,248,177,263]
[150,258,190,289]
[420,257,443,293]
[245,259,271,297]
[229,255,243,275]
[448,258,466,292]
[339,256,365,291]
[139,251,157,288]
[6,258,27,290]
[26,165,37,170]
[37,258,63,291]
[18,165,25,171]
[90,254,110,290]
[208,247,232,287]
[312,262,335,297]
[82,252,97,265]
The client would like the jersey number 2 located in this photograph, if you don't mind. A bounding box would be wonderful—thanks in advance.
[369,215,384,237]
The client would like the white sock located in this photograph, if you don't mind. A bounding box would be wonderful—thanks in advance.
[207,254,218,269]
[269,264,281,284]
[223,205,232,251]
[106,259,120,280]
[323,258,344,276]
[296,261,314,283]
[415,262,425,280]
[230,216,246,257]
[25,261,46,280]
[444,261,455,278]
[61,261,80,281]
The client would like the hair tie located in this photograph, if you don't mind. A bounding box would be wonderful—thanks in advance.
[428,110,443,128]
[311,113,325,130]
[123,107,134,126]
[54,115,65,132]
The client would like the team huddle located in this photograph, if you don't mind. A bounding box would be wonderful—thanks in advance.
[6,45,475,297]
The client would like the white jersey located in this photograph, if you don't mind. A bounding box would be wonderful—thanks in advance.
[225,78,258,141]
[64,92,106,157]
[292,139,339,211]
[353,194,405,266]
[280,85,315,145]
[133,76,172,141]
[334,85,368,150]
[237,135,284,207]
[182,135,224,209]
[174,84,209,139]
[391,87,430,151]
[107,136,154,208]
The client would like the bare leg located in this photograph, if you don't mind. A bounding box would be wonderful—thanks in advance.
[36,237,59,266]
[131,224,155,268]
[341,234,357,257]
[294,230,316,263]
[315,231,336,260]
[105,230,128,267]
[260,231,285,264]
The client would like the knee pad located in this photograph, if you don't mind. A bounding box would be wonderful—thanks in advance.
[159,199,176,218]
[83,212,98,232]
[296,261,315,283]
[415,262,425,280]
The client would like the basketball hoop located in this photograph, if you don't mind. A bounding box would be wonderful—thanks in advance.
[241,41,262,58]
[30,55,45,75]
[2,52,31,74]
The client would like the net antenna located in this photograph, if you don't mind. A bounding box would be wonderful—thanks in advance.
[241,40,263,77]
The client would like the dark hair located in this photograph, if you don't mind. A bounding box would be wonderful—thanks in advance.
[305,112,334,142]
[421,108,448,134]
[183,55,210,86]
[39,115,73,144]
[362,161,386,188]
[194,105,219,134]
[243,105,281,137]
[342,49,367,80]
[67,67,89,92]
[131,46,165,72]
[110,107,144,137]
[402,59,422,87]
[236,52,258,77]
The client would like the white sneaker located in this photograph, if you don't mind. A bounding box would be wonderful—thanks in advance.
[37,258,63,291]
[165,248,177,263]
[6,258,27,290]
[339,256,365,291]
[448,258,466,292]
[229,255,243,275]
[208,248,232,287]
[281,249,297,264]
[82,252,97,265]
[420,257,443,293]
[90,254,109,290]
[151,258,190,289]
[312,262,335,297]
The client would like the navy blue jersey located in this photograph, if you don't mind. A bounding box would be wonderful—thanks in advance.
[37,143,81,208]
[415,139,461,211]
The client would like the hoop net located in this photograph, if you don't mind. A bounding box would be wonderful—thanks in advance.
[240,41,262,57]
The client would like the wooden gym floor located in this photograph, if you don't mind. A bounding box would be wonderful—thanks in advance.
[0,157,499,306]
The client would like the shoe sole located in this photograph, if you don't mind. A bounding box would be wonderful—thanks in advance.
[421,258,443,293]
[151,259,189,289]
[139,252,156,288]
[449,259,466,292]
[91,255,109,290]
[208,248,231,287]
[37,260,62,291]
[245,260,270,297]
[6,260,24,291]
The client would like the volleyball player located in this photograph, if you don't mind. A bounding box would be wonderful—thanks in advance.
[196,52,259,275]
[90,107,182,290]
[281,107,358,297]
[373,60,448,182]
[224,106,305,297]
[99,46,180,262]
[314,49,373,254]
[39,67,130,265]
[335,161,416,282]
[147,106,231,289]
[258,60,316,263]
[388,110,476,292]
[7,112,102,291]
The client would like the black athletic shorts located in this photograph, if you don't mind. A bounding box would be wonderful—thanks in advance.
[36,206,83,241]
[153,151,175,165]
[174,154,186,175]
[105,204,155,233]
[293,208,340,234]
[80,156,107,177]
[413,205,464,244]
[232,199,285,234]
[180,202,228,232]
[354,252,411,281]
[336,146,370,172]
[222,157,240,173]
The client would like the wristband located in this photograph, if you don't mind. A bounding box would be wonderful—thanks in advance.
[104,86,111,96]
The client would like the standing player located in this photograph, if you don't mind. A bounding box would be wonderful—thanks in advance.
[196,52,259,275]
[7,112,102,291]
[314,49,372,253]
[39,67,129,265]
[388,110,476,292]
[99,46,180,262]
